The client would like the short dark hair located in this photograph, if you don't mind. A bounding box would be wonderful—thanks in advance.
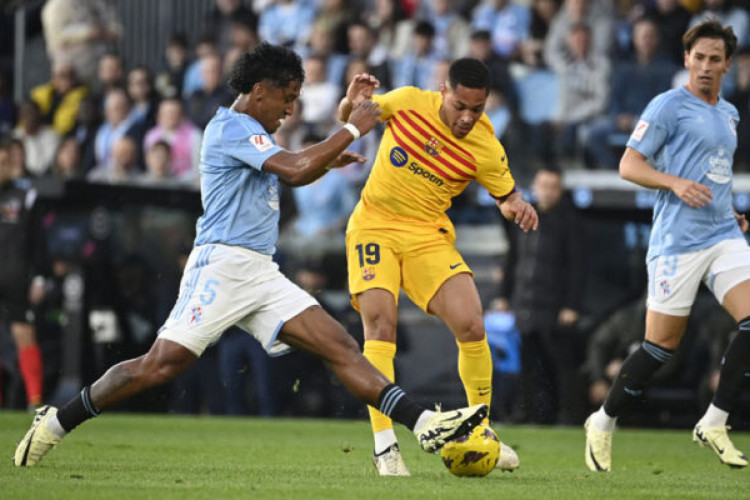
[448,58,491,92]
[228,42,305,94]
[683,19,738,60]
[414,21,436,38]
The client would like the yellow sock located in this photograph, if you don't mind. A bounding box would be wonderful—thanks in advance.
[457,338,493,420]
[363,340,397,433]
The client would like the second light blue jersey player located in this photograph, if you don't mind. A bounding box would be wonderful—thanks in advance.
[627,86,742,260]
[194,107,284,255]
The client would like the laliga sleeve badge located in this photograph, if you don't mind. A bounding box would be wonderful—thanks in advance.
[249,134,273,152]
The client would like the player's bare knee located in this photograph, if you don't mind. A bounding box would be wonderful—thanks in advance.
[454,313,485,342]
[365,313,397,342]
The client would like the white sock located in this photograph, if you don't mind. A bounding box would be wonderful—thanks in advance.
[46,414,67,439]
[412,410,435,435]
[591,406,617,433]
[373,429,398,455]
[700,404,729,428]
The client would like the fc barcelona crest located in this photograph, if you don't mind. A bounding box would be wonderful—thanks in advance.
[424,136,443,157]
[362,267,376,281]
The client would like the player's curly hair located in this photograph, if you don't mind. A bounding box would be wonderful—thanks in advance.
[683,19,738,60]
[448,58,490,94]
[228,42,305,94]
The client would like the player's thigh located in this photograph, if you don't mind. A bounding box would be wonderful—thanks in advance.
[428,272,484,342]
[704,238,750,321]
[646,250,709,317]
[346,229,401,311]
[401,236,472,313]
[357,288,399,342]
[277,305,359,364]
[644,309,689,349]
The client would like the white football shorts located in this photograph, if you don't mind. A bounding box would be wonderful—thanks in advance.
[159,243,319,356]
[647,238,750,316]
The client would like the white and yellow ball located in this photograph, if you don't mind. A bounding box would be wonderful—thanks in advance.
[440,424,500,477]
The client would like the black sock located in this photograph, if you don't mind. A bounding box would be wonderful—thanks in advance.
[377,384,425,431]
[57,386,101,433]
[603,340,673,418]
[713,316,750,412]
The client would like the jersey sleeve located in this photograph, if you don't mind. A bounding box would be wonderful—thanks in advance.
[224,121,283,171]
[373,87,421,122]
[476,139,516,199]
[626,93,676,159]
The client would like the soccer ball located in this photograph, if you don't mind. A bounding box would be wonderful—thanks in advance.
[440,424,500,477]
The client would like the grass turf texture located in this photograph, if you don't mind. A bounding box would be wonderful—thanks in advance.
[1,412,747,499]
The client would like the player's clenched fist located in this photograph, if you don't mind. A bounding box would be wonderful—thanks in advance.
[347,100,382,136]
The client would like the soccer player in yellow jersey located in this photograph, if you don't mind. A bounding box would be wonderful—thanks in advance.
[338,58,539,476]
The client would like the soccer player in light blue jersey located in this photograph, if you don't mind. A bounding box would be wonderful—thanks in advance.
[14,43,489,468]
[585,20,750,472]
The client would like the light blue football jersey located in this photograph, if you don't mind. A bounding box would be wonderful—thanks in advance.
[626,86,742,261]
[194,107,284,254]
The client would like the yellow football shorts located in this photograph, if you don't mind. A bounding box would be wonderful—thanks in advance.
[346,226,473,312]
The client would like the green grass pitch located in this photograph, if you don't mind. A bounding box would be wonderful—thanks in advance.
[1,412,747,499]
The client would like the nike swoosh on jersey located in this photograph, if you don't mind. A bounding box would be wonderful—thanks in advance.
[449,263,463,269]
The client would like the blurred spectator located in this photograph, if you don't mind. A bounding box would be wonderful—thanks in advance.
[365,0,414,60]
[392,21,441,90]
[258,0,316,51]
[91,52,126,110]
[29,62,88,137]
[136,140,183,188]
[276,133,357,275]
[93,88,146,168]
[467,30,519,113]
[418,0,471,59]
[485,88,513,139]
[639,0,691,64]
[315,0,354,54]
[7,139,31,181]
[50,136,83,180]
[217,327,277,416]
[126,66,160,130]
[0,72,16,137]
[728,48,750,172]
[299,55,340,135]
[544,0,614,62]
[222,14,260,77]
[580,17,677,169]
[71,95,102,173]
[186,54,235,130]
[471,0,532,60]
[13,100,61,177]
[497,166,586,424]
[143,98,202,182]
[88,135,142,184]
[0,141,44,408]
[347,21,392,90]
[205,0,258,53]
[547,22,611,161]
[302,23,349,86]
[41,0,122,85]
[155,33,190,99]
[518,0,561,67]
[688,0,749,49]
[182,35,219,99]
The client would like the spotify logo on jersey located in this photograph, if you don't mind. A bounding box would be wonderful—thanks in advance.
[390,147,408,167]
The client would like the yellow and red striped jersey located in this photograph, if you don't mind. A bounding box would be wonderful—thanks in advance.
[347,86,515,235]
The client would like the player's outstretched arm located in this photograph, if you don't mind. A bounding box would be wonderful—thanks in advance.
[736,211,749,233]
[337,73,380,122]
[496,192,539,232]
[620,147,713,208]
[264,100,381,186]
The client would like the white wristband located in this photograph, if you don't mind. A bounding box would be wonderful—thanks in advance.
[342,123,361,140]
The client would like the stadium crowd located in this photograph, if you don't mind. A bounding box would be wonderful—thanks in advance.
[1,0,749,425]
